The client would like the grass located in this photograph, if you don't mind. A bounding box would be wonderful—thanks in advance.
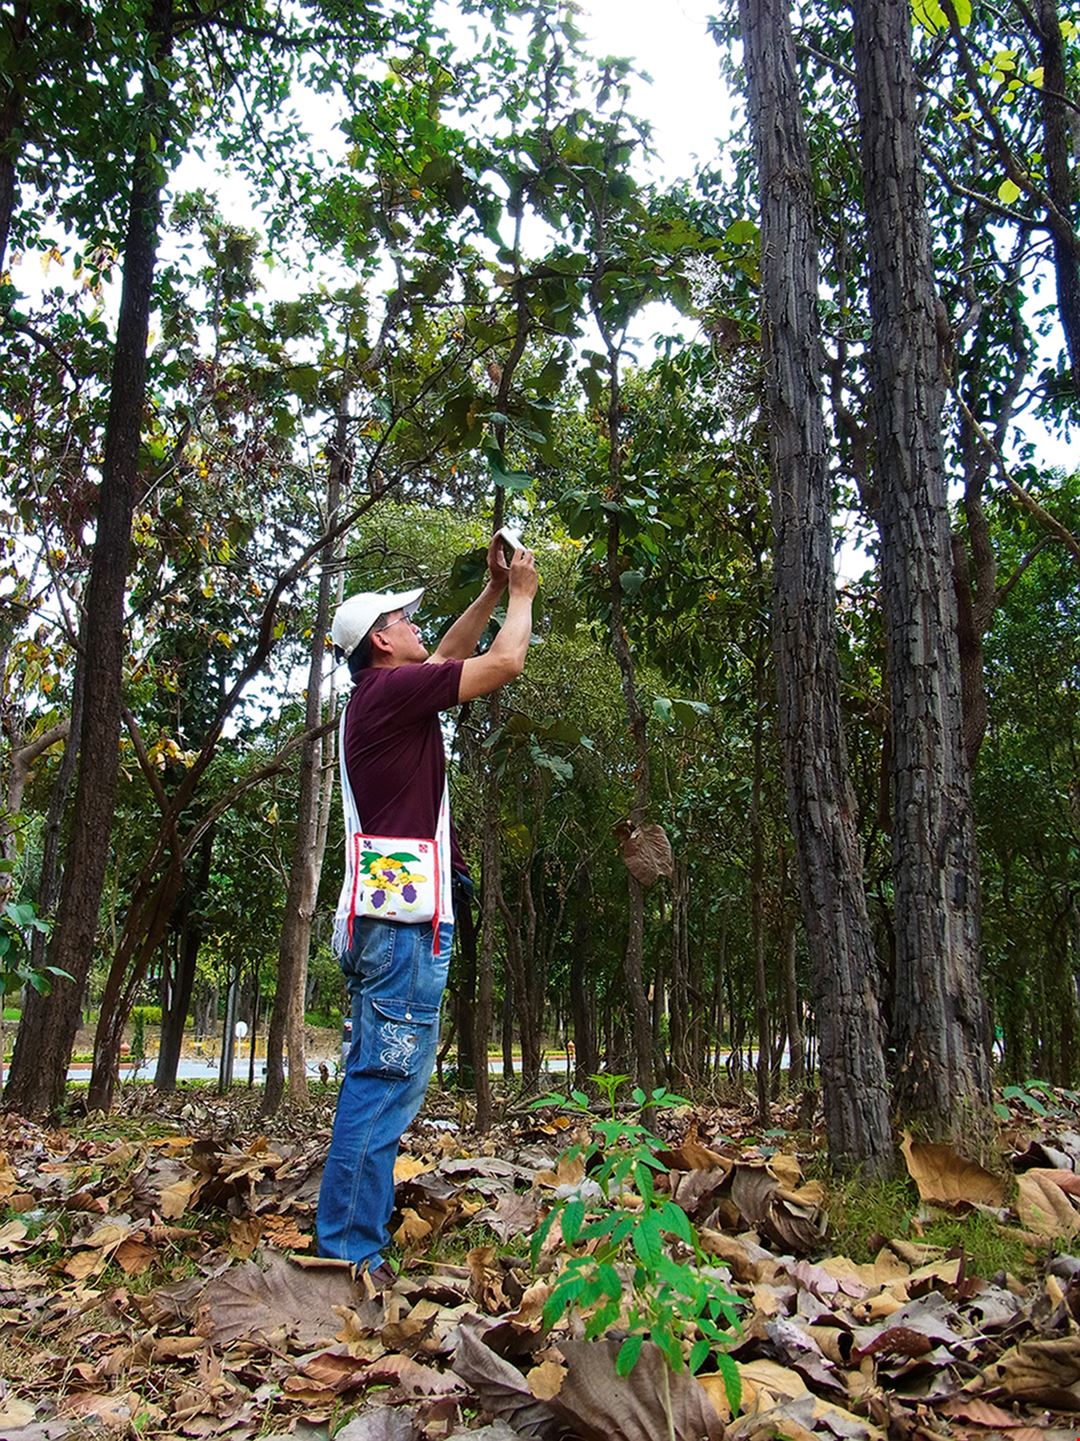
[825,1174,1039,1279]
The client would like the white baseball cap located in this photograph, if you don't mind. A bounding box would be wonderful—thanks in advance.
[331,586,424,660]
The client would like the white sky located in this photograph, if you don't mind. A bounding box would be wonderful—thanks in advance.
[574,0,731,184]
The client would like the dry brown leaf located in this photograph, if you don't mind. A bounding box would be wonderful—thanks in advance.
[972,1335,1080,1408]
[550,1338,724,1441]
[335,1407,419,1440]
[467,1245,509,1313]
[526,1358,566,1401]
[699,1228,780,1283]
[452,1325,571,1440]
[1016,1170,1080,1238]
[726,1393,885,1441]
[0,1219,30,1253]
[394,1207,434,1250]
[229,1215,263,1257]
[658,1135,732,1173]
[261,1213,312,1251]
[534,1154,585,1190]
[59,1390,148,1426]
[472,1190,540,1241]
[196,1251,368,1350]
[938,1397,1029,1425]
[394,1155,433,1184]
[900,1133,1007,1208]
[767,1153,803,1188]
[158,1175,197,1220]
[0,1398,36,1428]
[112,1236,156,1276]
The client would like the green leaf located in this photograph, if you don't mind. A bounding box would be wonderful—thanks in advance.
[597,1261,623,1300]
[912,0,970,33]
[632,1214,664,1270]
[997,177,1022,204]
[659,1200,693,1244]
[689,1338,710,1374]
[717,1353,742,1415]
[486,446,533,492]
[531,1208,557,1266]
[724,219,759,245]
[615,1334,644,1376]
[561,1199,586,1245]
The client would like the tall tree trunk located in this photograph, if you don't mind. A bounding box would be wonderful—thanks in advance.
[88,857,182,1111]
[851,0,992,1142]
[749,631,771,1127]
[474,693,501,1132]
[669,862,689,1084]
[607,524,654,1095]
[155,827,214,1092]
[739,0,893,1171]
[263,385,349,1114]
[453,884,478,1089]
[5,1,173,1115]
[29,662,85,978]
[568,873,597,1086]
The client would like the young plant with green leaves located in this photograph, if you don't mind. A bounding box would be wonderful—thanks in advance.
[531,1079,742,1414]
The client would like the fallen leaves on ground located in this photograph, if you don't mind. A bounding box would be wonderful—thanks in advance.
[2,1083,1080,1439]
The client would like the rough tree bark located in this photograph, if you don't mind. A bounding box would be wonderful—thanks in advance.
[4,0,174,1116]
[851,0,992,1142]
[738,0,893,1171]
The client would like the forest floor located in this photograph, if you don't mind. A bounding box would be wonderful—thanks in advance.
[1,1078,1079,1441]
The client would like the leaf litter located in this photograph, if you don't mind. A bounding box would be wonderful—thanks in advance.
[1,1084,1080,1439]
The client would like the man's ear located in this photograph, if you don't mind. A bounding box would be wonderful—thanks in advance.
[369,628,394,657]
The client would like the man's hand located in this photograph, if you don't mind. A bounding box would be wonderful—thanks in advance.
[486,532,511,592]
[508,548,538,599]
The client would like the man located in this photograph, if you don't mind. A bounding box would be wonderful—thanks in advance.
[316,534,538,1280]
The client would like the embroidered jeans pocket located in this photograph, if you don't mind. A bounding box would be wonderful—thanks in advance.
[359,996,439,1081]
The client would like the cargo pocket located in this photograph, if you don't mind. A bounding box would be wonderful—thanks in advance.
[360,996,439,1080]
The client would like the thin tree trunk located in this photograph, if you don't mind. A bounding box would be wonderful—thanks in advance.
[263,384,349,1114]
[780,863,805,1093]
[5,1,174,1115]
[739,0,893,1172]
[453,885,478,1089]
[155,828,214,1092]
[851,0,992,1143]
[568,873,597,1086]
[474,693,501,1132]
[749,632,771,1127]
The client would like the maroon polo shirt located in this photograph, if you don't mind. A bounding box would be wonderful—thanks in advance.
[342,659,468,877]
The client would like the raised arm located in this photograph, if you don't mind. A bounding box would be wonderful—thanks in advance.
[429,532,510,661]
[455,549,538,702]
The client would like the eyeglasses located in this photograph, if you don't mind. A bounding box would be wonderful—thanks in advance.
[377,613,415,633]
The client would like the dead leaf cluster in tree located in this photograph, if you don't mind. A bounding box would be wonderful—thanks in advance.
[1,1085,1080,1439]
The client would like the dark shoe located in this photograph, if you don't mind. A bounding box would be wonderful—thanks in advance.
[366,1260,398,1290]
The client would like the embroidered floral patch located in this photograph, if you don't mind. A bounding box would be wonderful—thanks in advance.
[379,1021,417,1073]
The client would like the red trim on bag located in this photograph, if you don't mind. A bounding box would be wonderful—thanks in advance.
[432,843,441,956]
[347,832,362,950]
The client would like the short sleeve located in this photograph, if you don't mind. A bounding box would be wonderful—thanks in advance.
[368,659,463,724]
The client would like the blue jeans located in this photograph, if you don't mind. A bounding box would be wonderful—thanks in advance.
[316,916,452,1267]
